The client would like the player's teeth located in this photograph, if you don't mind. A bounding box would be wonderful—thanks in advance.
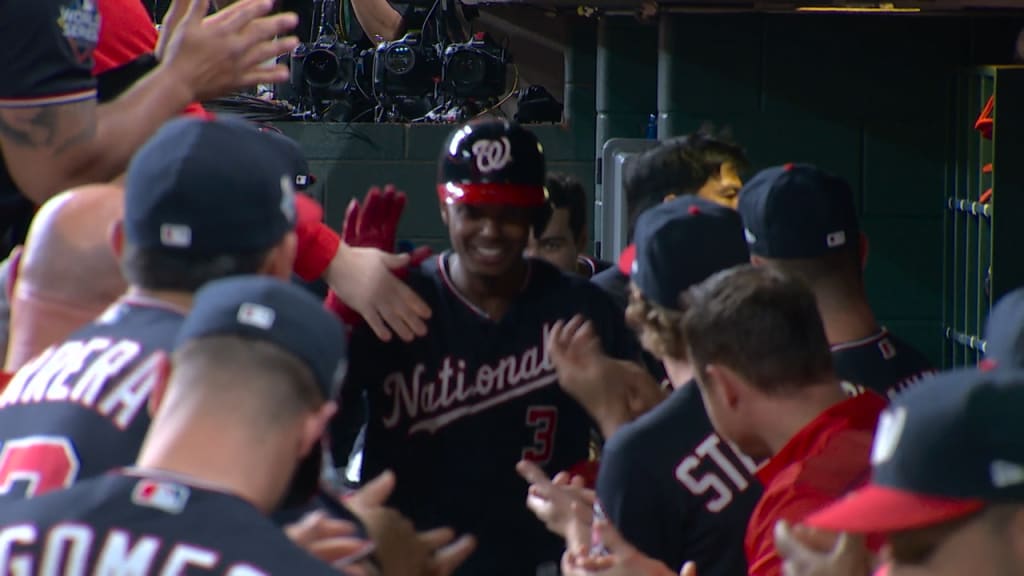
[478,247,501,257]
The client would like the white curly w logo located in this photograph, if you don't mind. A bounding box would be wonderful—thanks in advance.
[472,137,513,174]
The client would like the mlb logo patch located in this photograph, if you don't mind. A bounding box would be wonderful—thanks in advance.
[160,224,192,248]
[132,479,190,514]
[826,230,847,248]
[237,302,276,330]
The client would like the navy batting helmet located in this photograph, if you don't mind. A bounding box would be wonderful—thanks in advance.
[437,117,548,207]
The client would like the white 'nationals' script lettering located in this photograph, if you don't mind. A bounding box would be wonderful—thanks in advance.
[382,324,558,434]
[471,137,513,173]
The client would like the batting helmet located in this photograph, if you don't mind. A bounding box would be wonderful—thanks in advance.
[437,117,548,207]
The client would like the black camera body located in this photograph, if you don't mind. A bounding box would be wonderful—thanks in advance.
[441,35,508,101]
[290,36,359,99]
[372,32,442,118]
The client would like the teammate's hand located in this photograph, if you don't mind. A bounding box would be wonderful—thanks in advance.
[341,471,477,576]
[774,520,872,576]
[549,316,663,438]
[324,245,432,342]
[560,520,685,576]
[157,0,299,102]
[516,460,594,540]
[284,510,375,572]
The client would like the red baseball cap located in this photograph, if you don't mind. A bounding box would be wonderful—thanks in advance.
[805,368,1024,535]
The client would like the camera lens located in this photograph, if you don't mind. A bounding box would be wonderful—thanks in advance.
[448,52,486,87]
[304,49,340,87]
[384,45,416,75]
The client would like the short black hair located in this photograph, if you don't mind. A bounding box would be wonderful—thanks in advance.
[625,127,749,241]
[120,243,272,293]
[544,172,588,242]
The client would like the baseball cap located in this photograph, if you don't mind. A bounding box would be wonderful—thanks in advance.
[982,288,1024,370]
[805,368,1024,534]
[737,163,859,259]
[176,275,348,400]
[124,117,307,256]
[631,196,749,310]
[257,126,318,192]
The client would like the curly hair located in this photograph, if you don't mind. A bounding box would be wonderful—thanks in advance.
[625,283,688,361]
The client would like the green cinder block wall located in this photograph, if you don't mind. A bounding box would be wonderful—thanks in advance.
[277,13,1022,367]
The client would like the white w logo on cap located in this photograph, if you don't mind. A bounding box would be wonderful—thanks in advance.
[472,137,513,174]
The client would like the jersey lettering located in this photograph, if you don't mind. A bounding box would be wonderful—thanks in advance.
[382,325,559,434]
[0,437,80,498]
[161,544,219,575]
[674,435,753,513]
[0,525,228,576]
[41,523,93,576]
[522,406,558,464]
[0,341,161,431]
[0,523,35,574]
[94,529,160,573]
[225,564,269,576]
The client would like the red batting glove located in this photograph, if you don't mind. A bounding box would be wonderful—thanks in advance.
[324,185,432,328]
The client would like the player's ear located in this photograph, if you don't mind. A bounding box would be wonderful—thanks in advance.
[147,353,173,417]
[439,203,452,228]
[301,401,338,455]
[706,363,743,411]
[109,219,125,260]
[262,231,298,281]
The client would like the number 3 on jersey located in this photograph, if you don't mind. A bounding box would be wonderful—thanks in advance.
[0,436,81,498]
[522,406,558,465]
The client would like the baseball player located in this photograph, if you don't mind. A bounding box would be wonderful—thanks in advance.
[0,116,317,500]
[679,265,886,576]
[527,173,611,278]
[737,163,935,398]
[4,185,126,372]
[332,117,642,576]
[801,367,1024,576]
[590,130,749,311]
[593,197,762,575]
[0,276,358,575]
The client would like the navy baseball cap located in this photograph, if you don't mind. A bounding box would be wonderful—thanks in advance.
[806,368,1024,534]
[737,163,859,259]
[124,116,303,257]
[176,275,348,400]
[254,124,317,191]
[631,196,749,310]
[982,288,1024,370]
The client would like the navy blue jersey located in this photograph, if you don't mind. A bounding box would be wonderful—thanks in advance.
[0,297,184,500]
[597,382,761,576]
[335,253,640,576]
[832,329,936,399]
[0,469,343,575]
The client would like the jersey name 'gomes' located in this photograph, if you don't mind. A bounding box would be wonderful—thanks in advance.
[382,323,557,434]
[0,523,267,575]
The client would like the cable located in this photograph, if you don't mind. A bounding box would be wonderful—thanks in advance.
[474,63,518,119]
